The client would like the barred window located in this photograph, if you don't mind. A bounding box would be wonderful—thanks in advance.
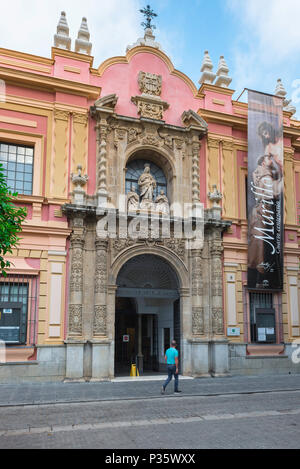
[0,276,38,345]
[0,142,34,195]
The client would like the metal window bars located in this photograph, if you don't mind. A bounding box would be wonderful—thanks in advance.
[0,274,38,346]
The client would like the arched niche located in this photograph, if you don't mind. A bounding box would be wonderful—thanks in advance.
[125,148,175,205]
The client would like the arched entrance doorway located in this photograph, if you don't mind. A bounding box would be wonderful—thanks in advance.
[115,254,180,376]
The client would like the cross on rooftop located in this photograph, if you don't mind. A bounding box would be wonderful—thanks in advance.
[140,4,157,30]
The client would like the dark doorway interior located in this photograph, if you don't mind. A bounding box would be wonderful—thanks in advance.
[115,297,137,375]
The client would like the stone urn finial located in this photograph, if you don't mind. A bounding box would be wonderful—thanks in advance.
[208,185,222,206]
[208,185,222,219]
[71,165,88,205]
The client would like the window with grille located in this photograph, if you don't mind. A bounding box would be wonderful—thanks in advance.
[249,292,276,343]
[0,276,38,345]
[0,142,34,195]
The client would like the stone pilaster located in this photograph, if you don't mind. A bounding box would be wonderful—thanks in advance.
[207,136,221,193]
[68,220,85,338]
[191,249,204,336]
[210,232,224,337]
[209,228,229,376]
[93,238,108,337]
[65,217,86,381]
[222,140,236,219]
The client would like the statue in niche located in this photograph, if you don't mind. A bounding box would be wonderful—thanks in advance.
[127,184,139,212]
[138,163,157,209]
[155,189,169,215]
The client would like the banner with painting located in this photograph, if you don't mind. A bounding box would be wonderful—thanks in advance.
[247,90,284,290]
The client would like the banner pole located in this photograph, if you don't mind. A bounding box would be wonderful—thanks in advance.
[236,88,247,102]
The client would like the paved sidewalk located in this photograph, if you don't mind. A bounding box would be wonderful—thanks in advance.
[0,373,299,407]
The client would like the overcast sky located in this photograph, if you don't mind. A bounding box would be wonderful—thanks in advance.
[1,0,300,116]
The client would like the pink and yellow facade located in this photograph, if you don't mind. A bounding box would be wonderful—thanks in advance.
[0,16,299,382]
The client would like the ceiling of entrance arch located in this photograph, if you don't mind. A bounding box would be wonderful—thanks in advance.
[117,255,179,290]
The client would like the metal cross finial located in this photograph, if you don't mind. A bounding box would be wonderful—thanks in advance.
[140,4,157,30]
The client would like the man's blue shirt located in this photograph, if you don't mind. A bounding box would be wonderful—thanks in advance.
[165,347,178,365]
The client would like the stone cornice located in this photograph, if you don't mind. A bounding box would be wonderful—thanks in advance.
[0,47,54,66]
[199,108,300,142]
[199,83,235,96]
[0,66,101,99]
[51,47,94,66]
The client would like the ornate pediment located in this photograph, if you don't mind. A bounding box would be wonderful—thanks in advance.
[90,94,118,117]
[181,109,208,132]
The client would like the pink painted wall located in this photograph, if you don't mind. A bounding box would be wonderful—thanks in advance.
[96,53,200,127]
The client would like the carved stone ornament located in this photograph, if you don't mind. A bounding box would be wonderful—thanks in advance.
[128,127,142,143]
[111,238,186,262]
[212,308,224,335]
[192,252,203,296]
[138,71,162,96]
[69,248,83,292]
[95,240,108,294]
[131,95,169,120]
[68,304,82,335]
[192,307,204,335]
[93,305,107,336]
[73,113,88,125]
[54,109,69,121]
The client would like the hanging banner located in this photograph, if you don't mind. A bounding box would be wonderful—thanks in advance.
[247,90,284,290]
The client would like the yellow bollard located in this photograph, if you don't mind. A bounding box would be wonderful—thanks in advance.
[130,364,139,377]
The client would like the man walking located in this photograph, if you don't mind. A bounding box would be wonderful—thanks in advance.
[161,340,182,394]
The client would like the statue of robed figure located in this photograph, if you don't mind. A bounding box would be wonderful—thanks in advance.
[138,163,157,209]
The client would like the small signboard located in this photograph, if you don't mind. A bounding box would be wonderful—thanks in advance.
[123,335,129,343]
[227,327,240,337]
[3,309,12,314]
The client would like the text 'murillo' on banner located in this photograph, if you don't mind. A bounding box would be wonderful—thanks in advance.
[247,90,284,290]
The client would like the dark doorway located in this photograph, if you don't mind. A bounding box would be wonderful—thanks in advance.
[115,297,137,375]
[114,254,181,376]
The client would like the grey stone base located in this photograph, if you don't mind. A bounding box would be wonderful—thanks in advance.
[229,343,300,376]
[0,342,299,383]
[0,346,66,384]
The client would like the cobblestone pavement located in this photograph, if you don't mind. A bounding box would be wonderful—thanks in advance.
[0,374,299,407]
[0,375,299,449]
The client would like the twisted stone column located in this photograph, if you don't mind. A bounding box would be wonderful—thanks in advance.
[192,141,201,203]
[96,120,108,207]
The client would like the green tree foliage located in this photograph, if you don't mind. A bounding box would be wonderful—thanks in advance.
[0,163,27,276]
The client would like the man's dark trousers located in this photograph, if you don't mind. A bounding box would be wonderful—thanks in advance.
[163,364,179,392]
